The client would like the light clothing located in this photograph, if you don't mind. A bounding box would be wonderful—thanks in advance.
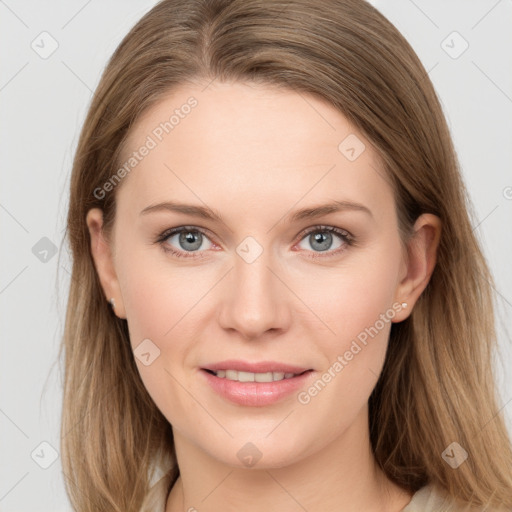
[139,470,172,512]
[138,471,479,512]
[401,483,459,511]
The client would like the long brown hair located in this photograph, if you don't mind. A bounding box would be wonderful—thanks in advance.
[59,0,512,510]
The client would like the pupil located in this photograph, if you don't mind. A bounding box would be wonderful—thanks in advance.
[311,232,332,252]
[179,231,202,251]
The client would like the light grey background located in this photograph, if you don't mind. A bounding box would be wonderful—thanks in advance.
[1,1,511,510]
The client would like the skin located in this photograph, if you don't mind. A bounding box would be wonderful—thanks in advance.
[87,81,441,512]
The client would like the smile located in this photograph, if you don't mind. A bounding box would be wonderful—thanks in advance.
[206,369,306,382]
[201,368,315,407]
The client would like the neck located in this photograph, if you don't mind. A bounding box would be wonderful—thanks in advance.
[166,405,412,512]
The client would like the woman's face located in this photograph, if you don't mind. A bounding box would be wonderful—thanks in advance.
[89,81,418,468]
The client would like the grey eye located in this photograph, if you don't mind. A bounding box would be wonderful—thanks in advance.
[165,229,213,252]
[298,230,344,252]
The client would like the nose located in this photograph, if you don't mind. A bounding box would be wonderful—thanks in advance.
[217,245,291,341]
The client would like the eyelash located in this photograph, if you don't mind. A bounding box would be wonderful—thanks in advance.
[155,225,355,260]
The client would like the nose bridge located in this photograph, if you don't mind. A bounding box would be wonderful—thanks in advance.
[218,235,288,339]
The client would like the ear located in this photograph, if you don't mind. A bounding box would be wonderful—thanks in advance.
[86,208,127,319]
[392,213,442,322]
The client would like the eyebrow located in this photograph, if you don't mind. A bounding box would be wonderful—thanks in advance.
[140,199,373,223]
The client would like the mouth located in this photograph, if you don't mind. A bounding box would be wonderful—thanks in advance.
[200,363,315,407]
[202,368,312,382]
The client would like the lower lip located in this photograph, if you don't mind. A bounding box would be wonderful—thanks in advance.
[200,369,314,407]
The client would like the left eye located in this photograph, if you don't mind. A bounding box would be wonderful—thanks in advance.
[296,226,351,254]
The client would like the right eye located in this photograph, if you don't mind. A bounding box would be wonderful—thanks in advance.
[156,226,215,258]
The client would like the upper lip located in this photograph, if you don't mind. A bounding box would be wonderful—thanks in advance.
[202,360,312,374]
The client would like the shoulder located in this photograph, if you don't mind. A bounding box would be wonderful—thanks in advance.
[401,484,511,512]
[402,484,453,511]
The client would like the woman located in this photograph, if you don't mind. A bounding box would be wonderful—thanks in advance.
[60,0,512,510]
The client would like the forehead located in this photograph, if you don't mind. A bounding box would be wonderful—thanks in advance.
[116,81,394,222]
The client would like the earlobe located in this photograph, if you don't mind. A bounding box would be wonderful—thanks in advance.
[392,213,442,322]
[85,208,127,319]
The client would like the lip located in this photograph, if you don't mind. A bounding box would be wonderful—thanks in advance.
[202,359,311,374]
[200,362,315,407]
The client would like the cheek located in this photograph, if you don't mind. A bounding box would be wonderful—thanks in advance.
[295,273,396,440]
[298,253,400,346]
[295,242,401,397]
[117,243,208,346]
[115,245,214,416]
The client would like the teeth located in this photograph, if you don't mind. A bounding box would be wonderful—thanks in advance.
[256,372,274,382]
[213,370,299,382]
